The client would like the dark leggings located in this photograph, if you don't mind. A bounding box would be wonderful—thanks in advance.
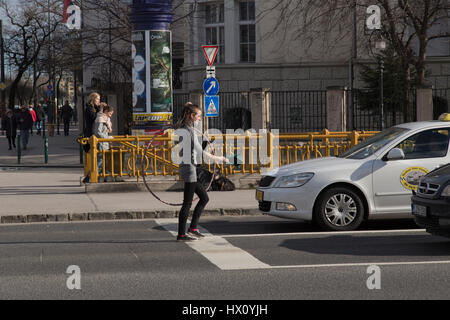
[7,136,16,148]
[178,182,209,236]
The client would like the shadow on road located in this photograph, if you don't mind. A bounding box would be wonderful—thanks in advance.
[280,234,450,257]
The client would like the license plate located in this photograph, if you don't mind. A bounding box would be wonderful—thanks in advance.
[256,190,263,201]
[413,204,427,217]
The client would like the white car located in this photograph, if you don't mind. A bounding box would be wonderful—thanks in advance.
[256,120,450,231]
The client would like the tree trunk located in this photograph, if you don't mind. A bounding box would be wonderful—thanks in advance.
[8,74,24,109]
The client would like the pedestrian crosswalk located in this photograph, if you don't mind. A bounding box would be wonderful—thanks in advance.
[155,219,270,270]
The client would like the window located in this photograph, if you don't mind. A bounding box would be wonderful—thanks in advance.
[394,129,450,159]
[204,3,225,63]
[239,1,255,62]
[340,127,408,159]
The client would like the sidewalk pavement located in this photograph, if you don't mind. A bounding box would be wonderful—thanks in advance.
[0,125,261,224]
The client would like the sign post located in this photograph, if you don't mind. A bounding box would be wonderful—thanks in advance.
[201,45,219,119]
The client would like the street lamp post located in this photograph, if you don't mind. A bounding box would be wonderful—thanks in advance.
[378,56,384,130]
[0,19,6,108]
[366,4,386,130]
[375,39,386,130]
[367,33,386,130]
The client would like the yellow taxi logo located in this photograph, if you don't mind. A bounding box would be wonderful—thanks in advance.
[400,166,429,190]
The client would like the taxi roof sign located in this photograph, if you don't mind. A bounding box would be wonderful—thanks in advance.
[201,45,219,66]
[438,113,450,121]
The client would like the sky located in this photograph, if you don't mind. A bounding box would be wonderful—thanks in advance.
[0,0,20,25]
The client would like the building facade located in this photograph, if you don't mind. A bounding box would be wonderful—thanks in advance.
[177,0,450,93]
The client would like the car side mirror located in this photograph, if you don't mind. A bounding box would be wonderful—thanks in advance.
[386,148,405,160]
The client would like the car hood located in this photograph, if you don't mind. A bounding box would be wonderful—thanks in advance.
[265,157,362,177]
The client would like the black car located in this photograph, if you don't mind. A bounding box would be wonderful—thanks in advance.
[411,163,450,237]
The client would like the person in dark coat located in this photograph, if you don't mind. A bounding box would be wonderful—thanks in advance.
[34,104,44,135]
[60,101,73,136]
[1,109,17,150]
[16,105,33,150]
[82,92,101,183]
[83,92,101,142]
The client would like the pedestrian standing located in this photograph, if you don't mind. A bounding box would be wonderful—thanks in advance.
[1,109,17,150]
[175,103,229,241]
[61,101,73,136]
[82,92,101,184]
[35,104,44,135]
[29,105,37,135]
[83,92,101,149]
[94,105,114,182]
[16,105,33,150]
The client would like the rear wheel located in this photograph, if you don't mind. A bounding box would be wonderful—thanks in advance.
[314,187,364,231]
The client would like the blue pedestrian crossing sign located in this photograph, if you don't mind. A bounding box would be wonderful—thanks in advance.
[203,77,219,96]
[204,95,219,117]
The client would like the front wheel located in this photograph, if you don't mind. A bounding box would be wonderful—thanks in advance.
[314,187,365,231]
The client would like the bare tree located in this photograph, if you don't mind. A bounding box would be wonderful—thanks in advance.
[74,0,132,88]
[0,0,62,108]
[260,0,450,85]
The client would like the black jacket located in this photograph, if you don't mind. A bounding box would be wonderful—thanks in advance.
[1,114,18,137]
[61,104,73,122]
[16,110,33,130]
[83,103,100,137]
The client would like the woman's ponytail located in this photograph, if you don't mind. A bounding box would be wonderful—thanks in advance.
[174,102,200,129]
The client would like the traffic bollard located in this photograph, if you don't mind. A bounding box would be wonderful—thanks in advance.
[44,136,48,164]
[17,134,21,164]
[79,135,83,164]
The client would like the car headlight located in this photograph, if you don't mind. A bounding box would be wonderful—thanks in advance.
[273,172,314,188]
[441,185,450,197]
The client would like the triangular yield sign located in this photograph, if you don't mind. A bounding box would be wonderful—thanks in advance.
[202,45,219,66]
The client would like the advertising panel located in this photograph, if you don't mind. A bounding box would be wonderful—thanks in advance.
[149,30,173,114]
[132,31,147,113]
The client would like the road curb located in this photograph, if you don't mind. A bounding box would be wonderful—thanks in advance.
[0,208,262,224]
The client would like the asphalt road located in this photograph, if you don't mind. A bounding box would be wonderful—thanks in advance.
[0,216,449,302]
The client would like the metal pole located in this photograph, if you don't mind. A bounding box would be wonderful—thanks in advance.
[17,134,21,164]
[44,136,48,163]
[43,116,46,138]
[0,20,6,105]
[79,134,83,164]
[349,0,357,131]
[378,57,384,130]
[33,36,37,107]
[81,0,85,137]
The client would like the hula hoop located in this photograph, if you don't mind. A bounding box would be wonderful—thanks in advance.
[140,125,217,206]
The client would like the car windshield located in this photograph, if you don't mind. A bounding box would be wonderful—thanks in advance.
[339,127,409,159]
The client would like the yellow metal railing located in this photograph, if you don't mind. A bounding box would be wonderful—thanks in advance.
[78,129,379,183]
